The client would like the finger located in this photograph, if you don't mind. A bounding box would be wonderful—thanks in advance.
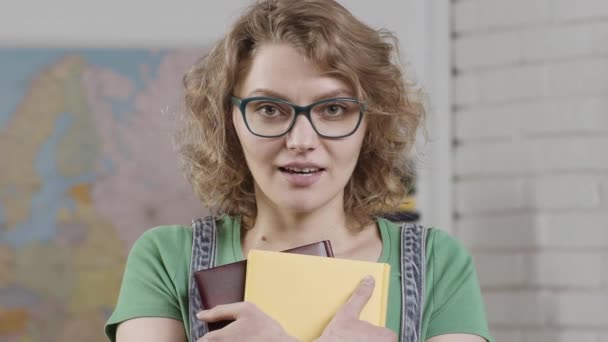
[196,302,252,322]
[339,275,375,319]
[198,329,222,342]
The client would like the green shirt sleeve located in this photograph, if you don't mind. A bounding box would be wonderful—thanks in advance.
[104,226,192,342]
[423,229,494,342]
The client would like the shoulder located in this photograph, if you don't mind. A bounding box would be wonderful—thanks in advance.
[425,228,474,274]
[377,218,461,252]
[377,219,474,280]
[139,224,192,240]
[127,225,193,267]
[424,228,477,297]
[377,218,468,253]
[132,225,193,249]
[424,228,483,320]
[105,225,194,341]
[426,228,470,255]
[422,229,493,341]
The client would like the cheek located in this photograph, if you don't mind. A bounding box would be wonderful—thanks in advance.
[349,124,367,159]
[235,129,282,173]
[232,113,256,169]
[345,135,367,175]
[242,141,275,167]
[327,139,364,173]
[233,110,259,159]
[232,109,247,142]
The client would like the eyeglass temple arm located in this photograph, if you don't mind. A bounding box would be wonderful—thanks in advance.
[230,96,241,106]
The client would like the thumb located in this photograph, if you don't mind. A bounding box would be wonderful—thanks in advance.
[338,275,375,319]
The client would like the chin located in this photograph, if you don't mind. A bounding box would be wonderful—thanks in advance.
[256,180,343,213]
[277,198,323,213]
[272,190,338,214]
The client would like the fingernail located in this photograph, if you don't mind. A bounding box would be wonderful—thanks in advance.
[196,310,207,319]
[363,275,374,285]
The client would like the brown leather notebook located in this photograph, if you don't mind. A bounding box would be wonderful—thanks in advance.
[193,240,334,331]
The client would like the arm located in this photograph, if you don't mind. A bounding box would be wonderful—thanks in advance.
[423,230,494,342]
[427,334,487,342]
[105,227,191,341]
[116,318,187,342]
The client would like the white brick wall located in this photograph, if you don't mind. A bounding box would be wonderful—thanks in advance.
[528,175,601,210]
[455,179,526,214]
[452,0,608,340]
[485,291,548,326]
[478,65,545,103]
[545,59,608,97]
[530,252,603,288]
[522,331,599,342]
[538,212,608,248]
[596,22,608,54]
[522,24,595,61]
[454,31,522,70]
[456,214,541,250]
[554,0,608,22]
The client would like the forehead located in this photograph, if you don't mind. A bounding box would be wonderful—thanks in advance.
[236,43,354,102]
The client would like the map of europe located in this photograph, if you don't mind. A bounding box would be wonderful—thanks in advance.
[0,48,207,341]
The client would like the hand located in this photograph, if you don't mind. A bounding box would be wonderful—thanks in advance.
[315,276,397,342]
[196,301,299,342]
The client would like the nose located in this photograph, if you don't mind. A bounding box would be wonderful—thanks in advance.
[285,114,319,152]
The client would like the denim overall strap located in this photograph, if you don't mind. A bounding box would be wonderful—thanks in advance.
[188,216,218,341]
[400,223,428,342]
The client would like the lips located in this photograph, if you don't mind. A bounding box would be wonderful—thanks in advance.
[278,163,326,186]
[278,162,326,173]
[278,166,324,174]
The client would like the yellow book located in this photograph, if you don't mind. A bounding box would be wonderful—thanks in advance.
[244,249,390,342]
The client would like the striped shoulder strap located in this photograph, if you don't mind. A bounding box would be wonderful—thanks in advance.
[400,223,428,342]
[188,216,218,341]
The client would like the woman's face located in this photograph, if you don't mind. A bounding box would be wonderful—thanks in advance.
[232,43,367,214]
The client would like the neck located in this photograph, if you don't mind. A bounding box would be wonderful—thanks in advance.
[242,189,360,255]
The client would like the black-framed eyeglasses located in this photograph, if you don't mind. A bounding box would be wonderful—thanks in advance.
[231,96,366,139]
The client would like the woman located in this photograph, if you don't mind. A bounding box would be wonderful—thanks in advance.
[105,0,494,341]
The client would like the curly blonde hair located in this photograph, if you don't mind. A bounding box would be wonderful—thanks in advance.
[179,0,425,229]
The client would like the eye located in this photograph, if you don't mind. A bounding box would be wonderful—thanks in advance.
[256,104,280,116]
[324,104,345,116]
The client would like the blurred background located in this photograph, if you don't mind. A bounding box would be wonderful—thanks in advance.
[0,0,606,341]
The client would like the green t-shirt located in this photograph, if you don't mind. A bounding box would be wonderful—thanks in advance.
[105,216,494,342]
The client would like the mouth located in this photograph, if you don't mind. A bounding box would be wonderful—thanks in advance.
[278,166,326,176]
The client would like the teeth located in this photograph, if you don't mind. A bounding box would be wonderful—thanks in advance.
[284,167,319,173]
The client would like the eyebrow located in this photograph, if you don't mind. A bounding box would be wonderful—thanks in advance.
[246,88,356,103]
